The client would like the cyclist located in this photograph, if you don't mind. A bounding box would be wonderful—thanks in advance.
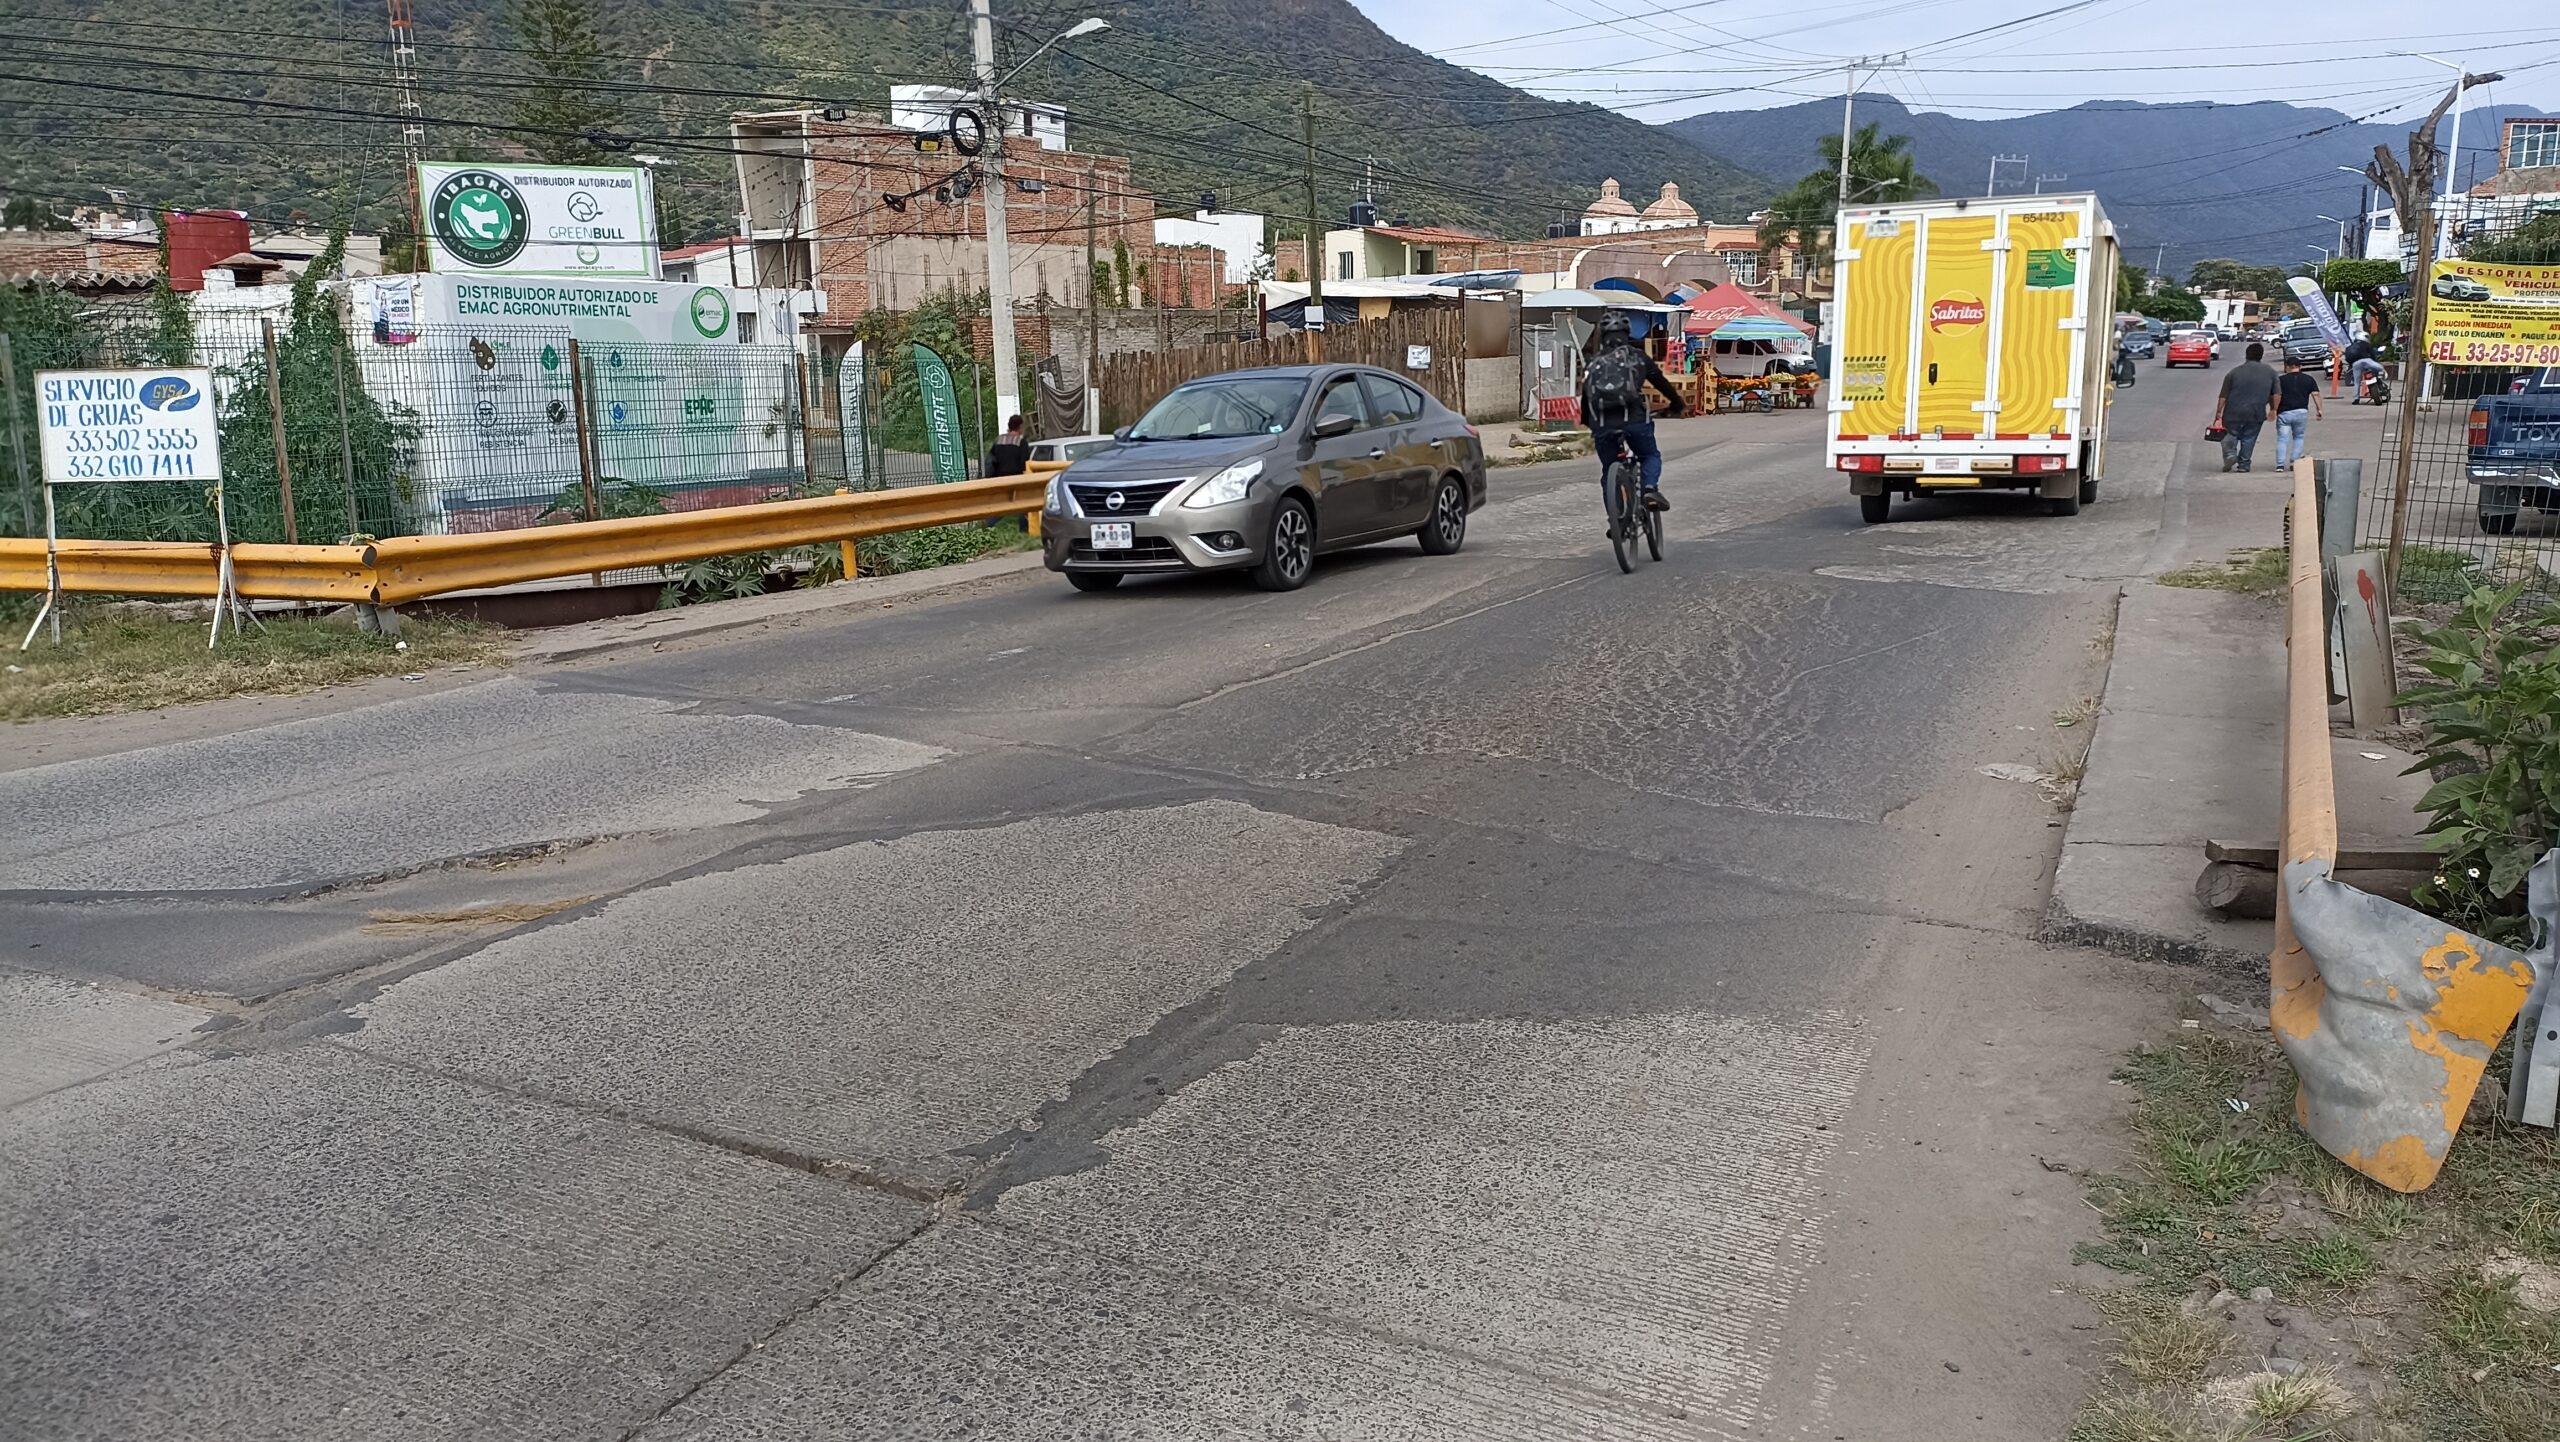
[1580,310,1686,511]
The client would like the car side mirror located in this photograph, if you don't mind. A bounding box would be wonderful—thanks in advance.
[1112,426,1132,441]
[1311,413,1357,440]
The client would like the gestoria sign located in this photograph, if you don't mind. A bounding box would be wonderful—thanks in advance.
[417,163,658,279]
[2421,258,2560,368]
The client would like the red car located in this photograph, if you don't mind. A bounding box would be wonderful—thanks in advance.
[2166,333,2216,368]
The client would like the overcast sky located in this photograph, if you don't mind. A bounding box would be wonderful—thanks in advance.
[1350,0,2560,125]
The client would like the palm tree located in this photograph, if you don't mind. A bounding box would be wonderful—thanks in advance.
[1755,124,1938,274]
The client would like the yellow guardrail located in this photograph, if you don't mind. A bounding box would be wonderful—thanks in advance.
[0,473,1053,606]
[0,537,378,602]
[2272,455,2538,1192]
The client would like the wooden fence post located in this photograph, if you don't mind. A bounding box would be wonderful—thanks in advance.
[259,318,297,544]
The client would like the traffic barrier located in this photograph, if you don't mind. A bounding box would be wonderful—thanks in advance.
[0,537,377,602]
[1,476,1049,608]
[2272,455,2538,1192]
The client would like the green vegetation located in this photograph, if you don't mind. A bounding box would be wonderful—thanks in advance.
[2462,212,2560,267]
[2074,1023,2560,1441]
[2322,257,2404,295]
[1754,123,1934,271]
[2156,548,2287,598]
[504,0,621,165]
[2395,581,2560,942]
[2135,284,2206,324]
[2188,259,2292,298]
[0,0,1772,249]
[0,609,505,720]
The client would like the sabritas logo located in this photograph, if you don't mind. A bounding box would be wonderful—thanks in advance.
[1929,292,1987,332]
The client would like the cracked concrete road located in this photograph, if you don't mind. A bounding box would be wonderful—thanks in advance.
[1,372,2232,1440]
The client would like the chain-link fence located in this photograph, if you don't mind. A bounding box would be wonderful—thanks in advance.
[2356,206,2560,601]
[2,288,1023,549]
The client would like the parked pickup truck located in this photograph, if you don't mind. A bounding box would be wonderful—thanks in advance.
[2471,367,2560,534]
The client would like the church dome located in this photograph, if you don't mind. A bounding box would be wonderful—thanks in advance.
[1583,178,1638,218]
[1640,182,1699,224]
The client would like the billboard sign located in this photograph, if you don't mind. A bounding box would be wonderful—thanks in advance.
[34,368,221,484]
[2420,259,2560,368]
[418,163,658,279]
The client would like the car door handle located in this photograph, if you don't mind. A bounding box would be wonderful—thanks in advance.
[1367,448,1387,458]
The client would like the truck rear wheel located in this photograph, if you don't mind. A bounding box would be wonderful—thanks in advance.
[2079,473,2098,504]
[2047,493,2082,517]
[1859,491,1891,524]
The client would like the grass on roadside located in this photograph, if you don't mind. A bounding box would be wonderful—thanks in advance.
[2073,1021,2560,1441]
[2157,548,2289,598]
[853,521,1039,578]
[0,608,508,721]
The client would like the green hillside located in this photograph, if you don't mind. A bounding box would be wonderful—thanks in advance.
[0,0,1776,248]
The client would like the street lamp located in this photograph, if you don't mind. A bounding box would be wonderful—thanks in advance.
[971,8,1109,443]
[2394,53,2502,404]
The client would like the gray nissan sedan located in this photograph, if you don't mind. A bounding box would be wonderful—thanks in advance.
[1040,364,1488,592]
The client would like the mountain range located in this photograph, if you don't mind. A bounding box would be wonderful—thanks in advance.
[0,0,2542,278]
[1662,94,2554,278]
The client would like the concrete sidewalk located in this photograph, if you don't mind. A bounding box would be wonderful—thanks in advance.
[2046,428,2432,971]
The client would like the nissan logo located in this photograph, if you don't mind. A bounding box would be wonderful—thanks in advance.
[1105,490,1126,511]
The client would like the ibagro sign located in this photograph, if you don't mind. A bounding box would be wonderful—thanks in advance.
[418,163,658,279]
[34,369,221,483]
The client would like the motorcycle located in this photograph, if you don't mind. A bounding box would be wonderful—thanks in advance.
[2112,346,2138,388]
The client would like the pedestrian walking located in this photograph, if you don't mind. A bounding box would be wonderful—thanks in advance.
[986,414,1030,477]
[2213,342,2279,472]
[2274,357,2325,469]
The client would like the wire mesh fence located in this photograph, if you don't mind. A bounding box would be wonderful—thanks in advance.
[2,290,1027,552]
[2355,206,2560,599]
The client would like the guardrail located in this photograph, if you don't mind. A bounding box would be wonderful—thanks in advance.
[0,470,1055,607]
[2272,455,2537,1192]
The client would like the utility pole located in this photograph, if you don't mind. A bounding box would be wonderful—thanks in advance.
[1085,161,1100,433]
[2155,243,2168,292]
[969,0,1024,435]
[1303,88,1322,364]
[2034,172,2066,194]
[1986,154,2028,197]
[1833,55,1906,207]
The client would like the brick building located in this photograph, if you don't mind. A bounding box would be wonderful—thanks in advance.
[1271,219,1816,305]
[726,109,1237,331]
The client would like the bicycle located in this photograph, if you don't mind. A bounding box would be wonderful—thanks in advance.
[1600,433,1663,574]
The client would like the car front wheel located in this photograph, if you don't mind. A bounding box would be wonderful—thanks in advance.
[1251,496,1316,591]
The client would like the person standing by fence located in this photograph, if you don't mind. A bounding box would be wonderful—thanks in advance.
[2274,356,2325,469]
[2213,342,2279,473]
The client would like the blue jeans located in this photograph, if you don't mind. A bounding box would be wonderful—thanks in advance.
[2223,413,2265,469]
[2275,409,2310,467]
[1593,418,1662,491]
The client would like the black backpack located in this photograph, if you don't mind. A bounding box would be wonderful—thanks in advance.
[1585,344,1645,421]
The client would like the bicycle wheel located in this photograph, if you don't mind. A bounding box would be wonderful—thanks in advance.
[1606,463,1635,574]
[1643,501,1663,562]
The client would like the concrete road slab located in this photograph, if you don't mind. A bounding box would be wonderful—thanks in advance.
[995,1011,1864,1425]
[638,1214,1750,1442]
[0,971,212,1107]
[353,800,1401,1183]
[0,677,945,893]
[0,1047,923,1442]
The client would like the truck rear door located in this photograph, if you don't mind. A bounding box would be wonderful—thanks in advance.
[1914,210,1998,438]
[1835,214,1917,442]
[1990,206,2086,443]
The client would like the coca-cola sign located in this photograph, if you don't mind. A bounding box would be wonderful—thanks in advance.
[1929,292,1987,333]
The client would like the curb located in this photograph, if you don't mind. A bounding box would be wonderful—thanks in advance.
[517,550,1051,664]
[2036,897,2268,976]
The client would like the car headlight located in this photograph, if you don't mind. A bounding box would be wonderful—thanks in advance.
[1182,457,1262,509]
[1045,474,1073,514]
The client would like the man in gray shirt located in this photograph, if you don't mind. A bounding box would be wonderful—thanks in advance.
[2214,342,2280,472]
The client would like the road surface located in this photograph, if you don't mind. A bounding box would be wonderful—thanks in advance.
[3,368,2241,1440]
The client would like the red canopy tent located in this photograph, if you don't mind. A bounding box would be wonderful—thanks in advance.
[1680,283,1814,336]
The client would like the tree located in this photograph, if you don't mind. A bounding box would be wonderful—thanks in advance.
[2186,258,2290,298]
[506,0,622,164]
[1754,123,1936,273]
[2,192,74,230]
[2463,212,2560,266]
[2116,261,2150,312]
[2135,284,2205,324]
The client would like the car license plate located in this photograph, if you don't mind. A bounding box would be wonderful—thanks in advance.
[1091,522,1134,549]
[1927,455,1967,473]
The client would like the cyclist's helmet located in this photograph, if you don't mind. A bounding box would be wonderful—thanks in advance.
[1594,309,1635,348]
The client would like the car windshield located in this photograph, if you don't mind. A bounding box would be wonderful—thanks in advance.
[1128,377,1309,440]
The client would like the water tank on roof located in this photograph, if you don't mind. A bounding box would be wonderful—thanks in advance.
[1348,201,1377,227]
[163,210,250,292]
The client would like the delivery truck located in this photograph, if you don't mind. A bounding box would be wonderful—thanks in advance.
[1825,192,2120,522]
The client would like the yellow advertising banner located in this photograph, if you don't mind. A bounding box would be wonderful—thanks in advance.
[2420,258,2560,367]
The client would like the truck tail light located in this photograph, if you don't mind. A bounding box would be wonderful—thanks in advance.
[1836,454,1882,472]
[2020,455,2067,473]
[2470,408,2490,449]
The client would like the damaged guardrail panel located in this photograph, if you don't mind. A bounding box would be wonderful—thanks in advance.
[2271,456,2539,1193]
